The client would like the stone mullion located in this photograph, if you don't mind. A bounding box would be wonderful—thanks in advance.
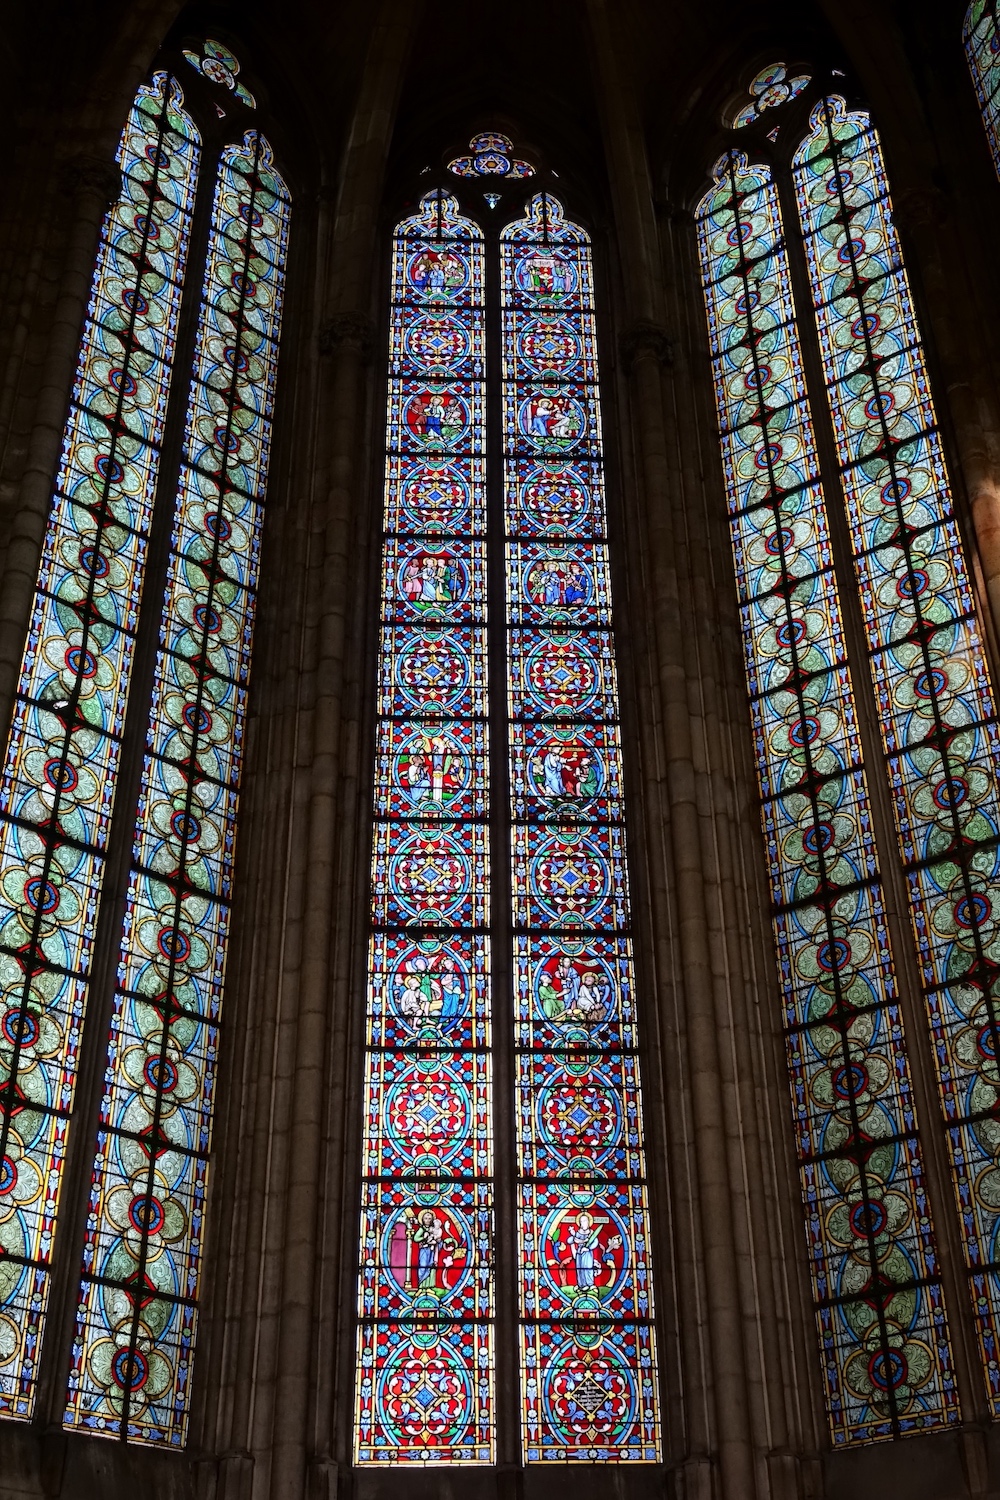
[195,451,317,1471]
[305,313,375,1491]
[586,7,770,1494]
[608,333,697,1476]
[263,8,418,1484]
[620,355,713,1482]
[0,163,58,548]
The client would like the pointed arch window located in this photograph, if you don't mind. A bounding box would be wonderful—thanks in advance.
[964,2,1000,177]
[698,70,1000,1442]
[0,48,289,1445]
[356,158,661,1466]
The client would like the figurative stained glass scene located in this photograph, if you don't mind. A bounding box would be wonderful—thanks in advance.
[355,191,495,1465]
[355,170,661,1464]
[501,194,660,1462]
[63,130,290,1445]
[0,74,200,1423]
[795,95,1000,1421]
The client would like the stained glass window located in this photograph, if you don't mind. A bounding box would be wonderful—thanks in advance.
[794,94,1000,1420]
[700,59,1000,1439]
[501,195,660,1462]
[964,2,1000,175]
[696,148,957,1445]
[0,73,199,1422]
[449,133,534,179]
[730,62,812,130]
[355,191,494,1466]
[356,166,661,1465]
[183,39,256,111]
[63,129,289,1445]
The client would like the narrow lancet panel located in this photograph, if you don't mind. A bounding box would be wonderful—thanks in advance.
[964,1,1000,178]
[696,150,958,1443]
[354,192,495,1465]
[502,193,661,1463]
[795,97,1000,1416]
[64,130,289,1444]
[0,74,199,1421]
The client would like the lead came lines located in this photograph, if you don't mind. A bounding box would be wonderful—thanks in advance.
[0,74,199,1419]
[64,128,290,1444]
[795,97,1000,1415]
[502,193,660,1463]
[696,148,957,1442]
[355,192,495,1466]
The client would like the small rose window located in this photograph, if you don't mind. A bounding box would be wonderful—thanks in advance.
[183,38,256,110]
[730,61,811,128]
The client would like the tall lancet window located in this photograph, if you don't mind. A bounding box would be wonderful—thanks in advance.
[501,198,658,1462]
[65,128,290,1446]
[0,73,200,1424]
[355,191,494,1467]
[0,42,289,1445]
[964,2,1000,175]
[356,148,660,1467]
[698,64,1000,1443]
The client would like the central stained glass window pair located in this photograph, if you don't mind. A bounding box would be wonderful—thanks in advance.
[354,189,661,1464]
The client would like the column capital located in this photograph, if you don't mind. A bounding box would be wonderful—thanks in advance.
[58,153,122,206]
[894,184,949,233]
[318,310,375,360]
[619,319,674,372]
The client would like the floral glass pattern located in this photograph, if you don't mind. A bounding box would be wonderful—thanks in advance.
[502,194,661,1462]
[964,1,1000,176]
[795,96,1000,1418]
[63,130,289,1444]
[449,133,534,180]
[354,191,494,1465]
[182,39,255,111]
[696,150,960,1444]
[731,61,812,130]
[0,74,199,1422]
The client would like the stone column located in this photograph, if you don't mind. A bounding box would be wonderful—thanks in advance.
[584,4,755,1493]
[205,5,422,1498]
[586,4,826,1496]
